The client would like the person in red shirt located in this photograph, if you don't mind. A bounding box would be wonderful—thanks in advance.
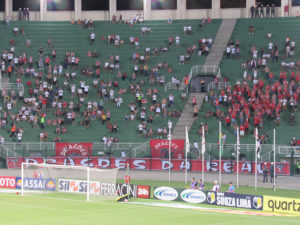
[225,115,231,128]
[239,124,245,138]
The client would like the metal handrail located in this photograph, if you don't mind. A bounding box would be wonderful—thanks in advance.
[164,82,187,93]
[3,142,298,155]
[207,82,231,92]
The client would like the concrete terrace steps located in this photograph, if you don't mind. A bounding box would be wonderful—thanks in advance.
[172,93,205,139]
[172,19,237,140]
[204,18,237,66]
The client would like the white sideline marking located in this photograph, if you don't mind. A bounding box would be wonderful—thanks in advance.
[125,201,297,217]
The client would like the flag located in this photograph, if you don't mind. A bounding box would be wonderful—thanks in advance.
[201,126,206,154]
[255,128,261,160]
[219,122,223,156]
[185,126,190,155]
[237,128,240,157]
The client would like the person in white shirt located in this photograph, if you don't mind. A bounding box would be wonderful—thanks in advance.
[212,180,220,192]
[90,32,95,44]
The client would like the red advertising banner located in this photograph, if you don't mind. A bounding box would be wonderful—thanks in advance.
[0,176,16,188]
[55,143,93,157]
[6,157,290,176]
[150,139,185,158]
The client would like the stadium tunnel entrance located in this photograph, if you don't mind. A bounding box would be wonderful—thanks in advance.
[190,75,215,93]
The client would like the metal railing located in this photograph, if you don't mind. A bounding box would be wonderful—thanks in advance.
[3,142,149,158]
[164,82,187,93]
[207,82,231,92]
[1,145,22,158]
[0,83,24,92]
[2,142,298,159]
[189,65,221,81]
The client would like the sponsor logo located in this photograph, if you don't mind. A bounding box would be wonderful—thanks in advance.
[181,189,206,204]
[0,176,16,188]
[207,191,262,210]
[137,185,150,199]
[116,183,137,197]
[253,196,263,209]
[154,187,178,201]
[207,191,216,203]
[22,178,56,191]
[15,177,22,189]
[264,196,300,215]
[46,180,56,190]
[58,179,116,196]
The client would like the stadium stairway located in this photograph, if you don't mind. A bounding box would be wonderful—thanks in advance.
[172,93,205,139]
[172,19,237,140]
[204,19,237,65]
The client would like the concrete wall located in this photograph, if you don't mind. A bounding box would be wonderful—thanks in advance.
[3,0,300,21]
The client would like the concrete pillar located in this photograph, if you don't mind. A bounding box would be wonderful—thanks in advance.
[212,0,220,19]
[177,0,186,19]
[109,0,117,20]
[246,0,256,18]
[5,0,12,18]
[74,0,81,21]
[143,0,151,20]
[40,0,47,21]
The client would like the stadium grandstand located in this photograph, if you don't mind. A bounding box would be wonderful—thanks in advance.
[1,0,300,224]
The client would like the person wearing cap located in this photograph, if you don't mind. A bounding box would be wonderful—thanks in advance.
[211,180,220,192]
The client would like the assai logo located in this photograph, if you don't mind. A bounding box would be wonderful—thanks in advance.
[253,196,263,209]
[207,191,216,204]
[154,187,178,201]
[46,179,56,191]
[15,177,22,189]
[181,189,206,204]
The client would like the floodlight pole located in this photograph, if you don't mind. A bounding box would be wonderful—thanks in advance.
[273,129,276,192]
[168,127,171,184]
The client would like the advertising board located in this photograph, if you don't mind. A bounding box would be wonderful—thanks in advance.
[0,176,16,189]
[15,177,56,191]
[263,195,300,215]
[153,186,179,201]
[206,191,263,210]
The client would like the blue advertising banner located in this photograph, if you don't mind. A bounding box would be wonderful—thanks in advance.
[206,191,263,210]
[15,177,56,191]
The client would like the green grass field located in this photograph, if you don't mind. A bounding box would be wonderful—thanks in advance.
[0,179,299,225]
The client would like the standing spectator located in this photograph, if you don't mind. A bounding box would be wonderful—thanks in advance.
[260,4,264,18]
[26,8,30,21]
[263,163,268,182]
[211,180,220,192]
[190,178,197,189]
[250,5,255,18]
[40,116,45,129]
[271,4,275,17]
[255,5,259,18]
[10,124,17,137]
[198,179,205,191]
[18,8,22,21]
[266,5,270,18]
[23,8,26,20]
[6,16,10,28]
[227,182,235,193]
